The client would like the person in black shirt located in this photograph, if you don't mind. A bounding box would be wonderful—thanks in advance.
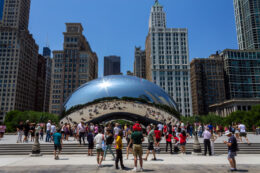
[23,120,30,143]
[104,130,115,160]
[17,121,24,143]
[30,123,36,142]
[224,131,238,172]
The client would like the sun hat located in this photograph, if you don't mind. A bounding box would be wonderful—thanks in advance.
[225,131,232,136]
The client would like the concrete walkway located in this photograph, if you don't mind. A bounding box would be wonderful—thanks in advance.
[0,154,259,173]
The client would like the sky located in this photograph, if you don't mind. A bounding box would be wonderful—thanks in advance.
[29,0,238,77]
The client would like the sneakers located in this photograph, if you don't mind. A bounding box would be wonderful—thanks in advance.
[139,168,144,172]
[132,167,137,172]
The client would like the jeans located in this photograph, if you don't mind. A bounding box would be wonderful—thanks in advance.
[104,144,115,159]
[79,132,85,145]
[115,149,124,168]
[204,139,212,155]
[166,141,172,153]
[45,130,51,142]
[17,130,23,143]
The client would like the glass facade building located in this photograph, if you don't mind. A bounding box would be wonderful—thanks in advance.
[234,0,260,50]
[104,56,121,76]
[221,49,260,99]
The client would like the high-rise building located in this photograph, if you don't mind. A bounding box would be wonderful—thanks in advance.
[234,0,260,50]
[104,56,121,76]
[0,0,39,122]
[145,1,193,116]
[190,53,226,115]
[222,49,260,99]
[42,47,52,112]
[134,47,146,78]
[35,55,46,112]
[209,49,260,117]
[50,23,98,115]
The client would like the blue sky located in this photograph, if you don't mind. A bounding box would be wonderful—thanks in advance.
[29,0,237,77]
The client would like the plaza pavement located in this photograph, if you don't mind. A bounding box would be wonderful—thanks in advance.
[1,134,260,144]
[0,154,260,173]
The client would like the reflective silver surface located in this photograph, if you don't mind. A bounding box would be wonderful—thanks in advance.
[63,75,178,112]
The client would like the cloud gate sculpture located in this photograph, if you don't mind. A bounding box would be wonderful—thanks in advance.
[60,75,180,126]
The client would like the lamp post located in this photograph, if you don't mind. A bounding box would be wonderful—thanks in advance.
[192,117,202,155]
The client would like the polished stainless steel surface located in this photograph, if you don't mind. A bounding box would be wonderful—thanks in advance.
[63,75,178,112]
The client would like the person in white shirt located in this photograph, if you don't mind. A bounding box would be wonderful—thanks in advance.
[50,123,56,142]
[77,121,86,145]
[46,120,51,142]
[114,123,120,137]
[238,123,250,144]
[94,129,104,168]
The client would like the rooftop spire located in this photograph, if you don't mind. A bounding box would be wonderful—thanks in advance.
[154,0,162,7]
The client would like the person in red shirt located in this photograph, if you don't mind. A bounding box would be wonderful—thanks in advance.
[163,124,168,136]
[173,133,180,153]
[165,132,173,154]
[154,127,161,152]
[179,131,187,154]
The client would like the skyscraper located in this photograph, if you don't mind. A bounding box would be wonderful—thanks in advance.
[145,1,193,116]
[190,53,226,115]
[134,47,146,78]
[42,47,52,112]
[104,56,121,76]
[234,0,260,50]
[50,23,98,115]
[0,0,39,122]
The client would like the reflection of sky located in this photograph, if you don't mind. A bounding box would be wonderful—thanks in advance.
[0,0,5,20]
[64,75,177,111]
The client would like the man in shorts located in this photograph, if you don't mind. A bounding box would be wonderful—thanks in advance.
[129,123,144,172]
[94,129,104,168]
[238,123,250,144]
[144,124,156,161]
[224,131,238,172]
[53,128,62,160]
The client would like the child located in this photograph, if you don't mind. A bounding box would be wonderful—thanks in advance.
[173,133,180,153]
[40,126,44,141]
[115,130,125,170]
[179,130,186,154]
[87,130,94,156]
[53,128,62,160]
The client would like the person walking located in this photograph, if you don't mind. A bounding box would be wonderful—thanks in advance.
[154,127,161,153]
[104,130,115,160]
[238,123,250,144]
[46,120,51,142]
[94,129,105,168]
[126,126,133,160]
[144,124,156,161]
[16,121,24,143]
[203,127,212,156]
[210,131,217,155]
[77,121,86,146]
[53,128,63,160]
[87,130,94,156]
[179,130,187,154]
[224,131,238,172]
[115,130,125,170]
[129,123,144,172]
[23,120,30,143]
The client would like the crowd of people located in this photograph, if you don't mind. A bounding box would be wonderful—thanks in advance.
[0,119,255,172]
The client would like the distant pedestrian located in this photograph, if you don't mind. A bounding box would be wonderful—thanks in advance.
[210,131,217,155]
[16,121,24,143]
[179,130,186,154]
[104,130,115,160]
[126,125,133,160]
[129,123,144,172]
[53,128,62,160]
[144,124,156,161]
[23,120,30,143]
[238,123,250,145]
[165,132,173,154]
[115,130,125,170]
[77,121,86,146]
[224,131,238,172]
[46,120,51,142]
[203,127,212,156]
[154,127,161,152]
[94,129,104,168]
[87,130,94,156]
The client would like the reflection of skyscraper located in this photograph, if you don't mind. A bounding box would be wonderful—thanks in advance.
[145,1,192,116]
[104,56,121,76]
[234,0,260,50]
[50,23,98,115]
[0,0,39,122]
[134,47,146,78]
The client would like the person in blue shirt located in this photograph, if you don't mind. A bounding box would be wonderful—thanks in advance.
[53,128,62,160]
